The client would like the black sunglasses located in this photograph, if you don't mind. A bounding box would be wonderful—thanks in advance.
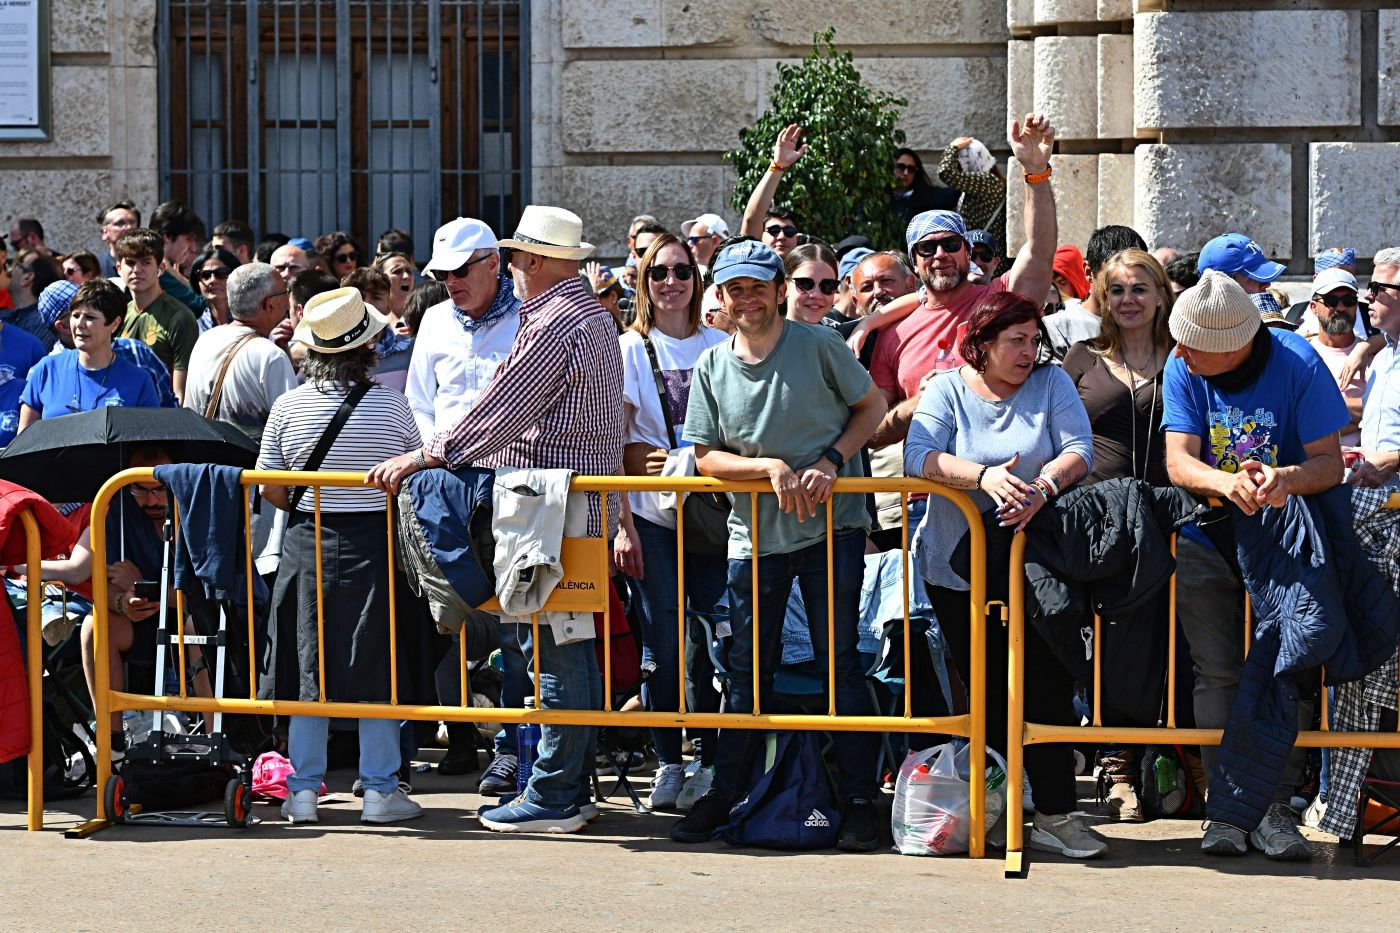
[197,267,231,281]
[431,253,493,281]
[970,247,996,264]
[765,224,799,238]
[1367,280,1400,299]
[334,251,358,264]
[793,276,839,296]
[687,234,716,245]
[1315,292,1359,309]
[894,163,917,173]
[647,263,694,283]
[912,236,965,259]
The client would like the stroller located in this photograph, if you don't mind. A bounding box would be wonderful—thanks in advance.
[102,517,253,829]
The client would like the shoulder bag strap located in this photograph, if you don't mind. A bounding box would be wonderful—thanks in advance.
[641,332,679,450]
[288,382,373,512]
[203,331,258,420]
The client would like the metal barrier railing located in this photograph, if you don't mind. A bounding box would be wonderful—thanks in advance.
[1004,503,1400,874]
[15,511,42,831]
[83,469,997,854]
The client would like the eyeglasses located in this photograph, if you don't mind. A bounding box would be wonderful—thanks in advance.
[911,236,965,259]
[197,267,231,281]
[793,276,839,296]
[334,250,357,264]
[764,224,799,239]
[1367,280,1400,299]
[894,163,917,173]
[647,263,695,283]
[129,483,168,501]
[273,262,305,274]
[970,247,996,264]
[1314,292,1359,309]
[430,252,494,282]
[687,234,716,245]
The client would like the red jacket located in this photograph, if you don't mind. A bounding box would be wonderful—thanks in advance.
[0,482,77,763]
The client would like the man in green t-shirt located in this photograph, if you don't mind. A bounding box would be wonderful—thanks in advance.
[115,228,198,403]
[671,239,888,852]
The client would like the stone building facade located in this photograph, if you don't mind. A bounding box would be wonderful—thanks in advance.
[1,1,1395,273]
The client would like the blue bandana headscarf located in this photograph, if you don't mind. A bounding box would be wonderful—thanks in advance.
[1314,248,1356,274]
[455,274,520,334]
[905,210,969,259]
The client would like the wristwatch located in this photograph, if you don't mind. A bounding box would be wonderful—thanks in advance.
[411,449,428,469]
[822,447,845,468]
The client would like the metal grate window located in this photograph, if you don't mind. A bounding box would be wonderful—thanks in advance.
[159,0,528,254]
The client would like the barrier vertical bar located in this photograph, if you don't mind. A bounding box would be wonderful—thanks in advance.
[1092,614,1102,726]
[1166,535,1177,729]
[314,486,326,703]
[174,502,187,699]
[23,512,42,831]
[1004,531,1027,870]
[825,497,835,716]
[1243,594,1252,656]
[386,495,399,706]
[966,499,987,862]
[459,629,469,708]
[531,613,541,707]
[1320,669,1329,730]
[901,493,911,719]
[602,488,612,710]
[750,492,760,717]
[245,489,256,699]
[675,491,687,715]
[91,479,114,820]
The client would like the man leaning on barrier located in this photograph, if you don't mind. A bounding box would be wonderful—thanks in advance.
[666,238,888,852]
[369,205,624,834]
[1162,270,1349,861]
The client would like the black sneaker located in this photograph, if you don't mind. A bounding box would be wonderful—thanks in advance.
[838,798,881,852]
[669,790,732,844]
[478,754,518,796]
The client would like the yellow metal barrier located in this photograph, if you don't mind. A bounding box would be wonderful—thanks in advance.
[1004,499,1400,874]
[82,468,997,854]
[16,511,42,831]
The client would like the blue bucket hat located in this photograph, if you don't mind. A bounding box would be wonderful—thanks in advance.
[838,247,874,282]
[37,280,79,329]
[905,210,969,259]
[712,240,784,286]
[1197,233,1285,284]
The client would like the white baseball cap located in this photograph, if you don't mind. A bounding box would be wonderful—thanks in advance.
[425,217,498,272]
[1312,267,1359,295]
[681,213,730,240]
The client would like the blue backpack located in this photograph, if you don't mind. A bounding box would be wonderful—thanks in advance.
[720,731,841,849]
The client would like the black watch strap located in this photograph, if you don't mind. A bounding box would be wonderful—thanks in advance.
[822,446,844,468]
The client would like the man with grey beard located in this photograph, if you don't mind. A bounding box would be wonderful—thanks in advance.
[1305,267,1365,446]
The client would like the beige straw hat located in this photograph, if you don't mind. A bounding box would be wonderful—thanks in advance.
[1168,269,1260,353]
[496,205,594,260]
[292,287,389,353]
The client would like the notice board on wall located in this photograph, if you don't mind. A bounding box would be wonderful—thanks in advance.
[0,0,50,140]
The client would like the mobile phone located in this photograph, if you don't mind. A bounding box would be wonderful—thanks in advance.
[133,581,161,601]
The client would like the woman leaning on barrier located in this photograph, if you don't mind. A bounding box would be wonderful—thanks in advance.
[257,286,432,827]
[612,232,729,812]
[902,291,1107,859]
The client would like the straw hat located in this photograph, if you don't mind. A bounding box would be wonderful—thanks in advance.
[496,205,594,260]
[1169,270,1260,353]
[292,287,389,353]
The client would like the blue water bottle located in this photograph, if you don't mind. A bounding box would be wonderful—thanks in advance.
[516,696,541,795]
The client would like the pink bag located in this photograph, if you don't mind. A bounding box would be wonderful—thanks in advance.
[251,750,326,801]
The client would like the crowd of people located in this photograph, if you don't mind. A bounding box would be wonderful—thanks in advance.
[5,108,1400,861]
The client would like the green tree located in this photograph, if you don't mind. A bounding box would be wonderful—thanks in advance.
[726,28,907,249]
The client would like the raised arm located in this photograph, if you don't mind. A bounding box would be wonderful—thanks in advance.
[740,124,808,237]
[1003,113,1058,304]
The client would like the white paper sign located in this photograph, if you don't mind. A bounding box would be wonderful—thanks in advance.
[0,0,41,127]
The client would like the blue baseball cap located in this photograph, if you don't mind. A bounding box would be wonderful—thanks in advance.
[712,240,784,286]
[1197,233,1285,284]
[967,229,999,253]
[838,247,874,281]
[905,210,969,258]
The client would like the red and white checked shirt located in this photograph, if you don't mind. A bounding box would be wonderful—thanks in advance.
[425,275,624,534]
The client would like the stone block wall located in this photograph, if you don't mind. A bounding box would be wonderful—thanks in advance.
[532,0,1010,261]
[0,0,158,255]
[1013,3,1398,270]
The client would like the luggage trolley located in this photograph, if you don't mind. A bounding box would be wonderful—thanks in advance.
[103,518,253,829]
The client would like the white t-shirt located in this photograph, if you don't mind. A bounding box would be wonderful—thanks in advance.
[619,325,728,528]
[1308,336,1364,446]
[1043,299,1101,361]
[182,324,298,437]
[404,298,520,440]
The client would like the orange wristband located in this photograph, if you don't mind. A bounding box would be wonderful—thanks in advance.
[768,161,786,174]
[1024,164,1052,185]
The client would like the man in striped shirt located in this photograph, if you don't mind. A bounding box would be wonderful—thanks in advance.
[369,205,623,834]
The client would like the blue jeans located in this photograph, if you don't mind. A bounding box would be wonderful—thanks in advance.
[287,716,400,795]
[631,515,728,765]
[508,621,601,810]
[712,530,877,802]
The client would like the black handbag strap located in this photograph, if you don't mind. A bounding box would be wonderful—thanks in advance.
[288,382,372,511]
[641,332,679,450]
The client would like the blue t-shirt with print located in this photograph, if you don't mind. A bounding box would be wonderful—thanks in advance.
[19,349,161,419]
[0,323,48,445]
[1162,328,1349,470]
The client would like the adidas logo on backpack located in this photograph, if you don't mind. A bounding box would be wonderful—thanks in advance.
[804,808,830,828]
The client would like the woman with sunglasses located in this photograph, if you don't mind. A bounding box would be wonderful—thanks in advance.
[315,230,363,281]
[891,147,958,225]
[189,246,242,330]
[783,242,841,326]
[905,291,1102,859]
[614,232,728,812]
[61,251,102,285]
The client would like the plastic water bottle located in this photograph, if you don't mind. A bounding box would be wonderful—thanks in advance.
[122,710,152,747]
[516,696,541,795]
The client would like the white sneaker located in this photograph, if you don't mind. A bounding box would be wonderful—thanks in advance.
[1302,794,1328,829]
[281,788,319,824]
[1023,773,1035,814]
[649,763,686,810]
[362,786,423,824]
[676,765,715,812]
[1029,812,1108,859]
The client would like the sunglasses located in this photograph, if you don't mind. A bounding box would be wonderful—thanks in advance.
[765,224,799,238]
[970,247,996,264]
[647,263,695,283]
[911,236,965,259]
[273,262,305,274]
[431,253,493,281]
[1314,292,1359,309]
[793,276,839,296]
[197,267,231,281]
[687,234,716,245]
[334,251,357,264]
[1367,280,1400,299]
[894,163,917,173]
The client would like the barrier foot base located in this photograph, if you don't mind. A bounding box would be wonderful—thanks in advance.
[1004,850,1025,878]
[65,818,113,839]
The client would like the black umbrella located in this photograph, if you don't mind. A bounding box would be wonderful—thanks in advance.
[0,406,259,502]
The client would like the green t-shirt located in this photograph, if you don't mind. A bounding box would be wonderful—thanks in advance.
[684,319,873,558]
[122,292,198,373]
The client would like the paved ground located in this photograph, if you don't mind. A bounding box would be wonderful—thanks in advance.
[5,750,1400,930]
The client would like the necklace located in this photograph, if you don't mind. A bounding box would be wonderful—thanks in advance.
[69,350,115,413]
[1125,356,1159,483]
[1121,345,1157,386]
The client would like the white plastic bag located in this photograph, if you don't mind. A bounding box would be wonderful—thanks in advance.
[891,741,1008,855]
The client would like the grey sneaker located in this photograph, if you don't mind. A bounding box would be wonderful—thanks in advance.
[1201,820,1248,856]
[1028,812,1107,859]
[1250,802,1311,861]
